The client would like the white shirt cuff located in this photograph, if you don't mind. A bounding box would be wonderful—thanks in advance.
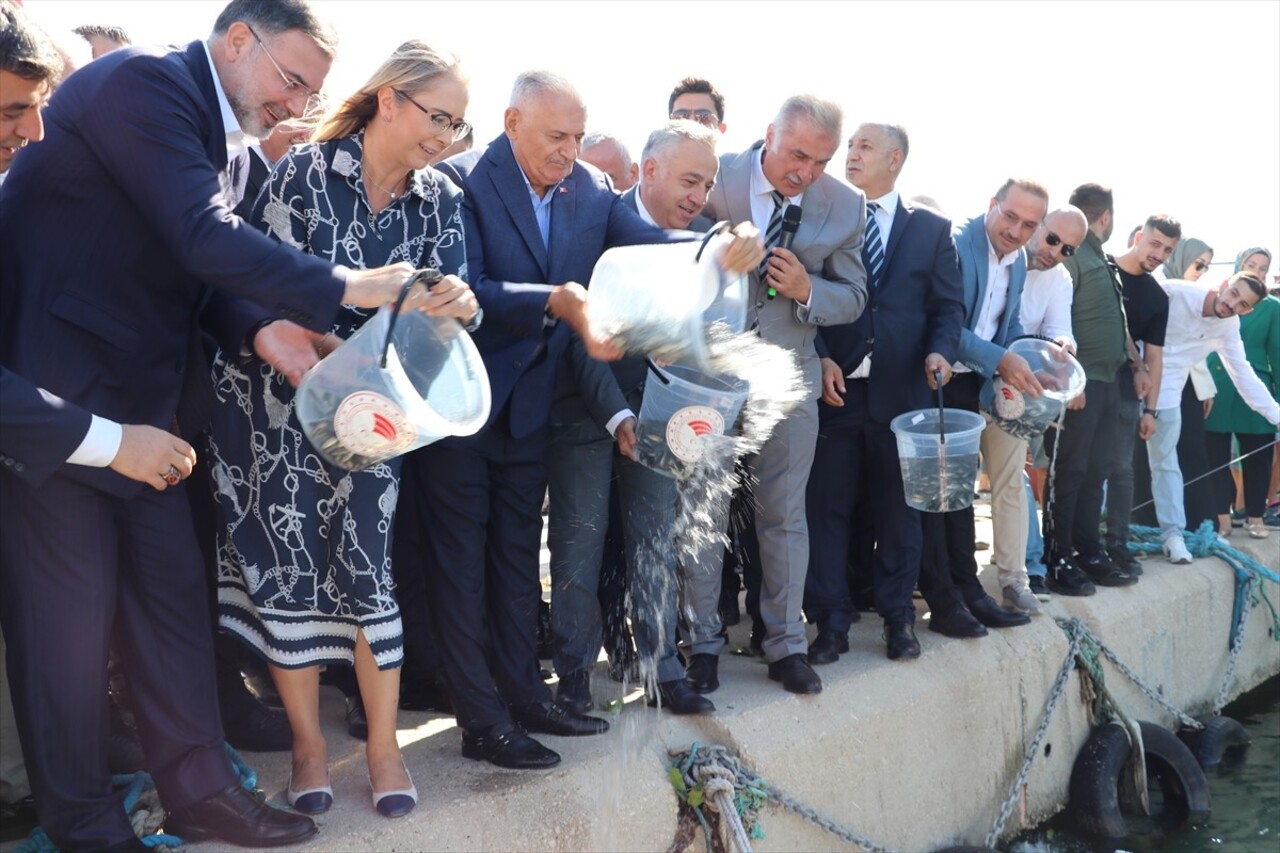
[67,416,123,467]
[604,409,635,438]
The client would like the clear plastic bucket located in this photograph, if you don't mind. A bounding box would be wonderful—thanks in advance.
[889,408,986,512]
[295,272,491,471]
[634,362,749,479]
[587,226,746,368]
[988,338,1086,440]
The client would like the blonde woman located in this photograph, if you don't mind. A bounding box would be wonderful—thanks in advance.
[210,41,477,818]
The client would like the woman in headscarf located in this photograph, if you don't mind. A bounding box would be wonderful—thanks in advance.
[209,40,478,819]
[1205,248,1277,538]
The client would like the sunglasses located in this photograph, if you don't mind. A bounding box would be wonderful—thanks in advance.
[670,108,720,127]
[1044,230,1077,257]
[1191,259,1210,272]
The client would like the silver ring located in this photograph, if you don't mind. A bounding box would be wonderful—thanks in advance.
[163,465,181,486]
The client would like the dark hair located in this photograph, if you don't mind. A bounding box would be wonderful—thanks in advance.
[72,24,131,45]
[1068,183,1114,225]
[1144,213,1181,240]
[668,76,724,122]
[1232,271,1267,301]
[994,177,1049,205]
[212,0,338,59]
[0,0,62,83]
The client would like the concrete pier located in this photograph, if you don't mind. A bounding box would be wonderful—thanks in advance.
[177,510,1279,853]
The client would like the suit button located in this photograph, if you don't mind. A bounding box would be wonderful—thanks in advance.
[755,301,764,309]
[13,462,23,472]
[866,337,875,344]
[513,360,523,369]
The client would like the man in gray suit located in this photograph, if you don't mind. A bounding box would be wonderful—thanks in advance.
[683,94,867,695]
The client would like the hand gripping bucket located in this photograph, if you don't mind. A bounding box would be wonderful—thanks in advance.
[587,224,746,368]
[295,270,491,471]
[634,362,750,479]
[889,408,986,512]
[988,338,1086,440]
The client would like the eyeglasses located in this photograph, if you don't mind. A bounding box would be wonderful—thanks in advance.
[1191,259,1210,273]
[246,25,323,114]
[670,108,720,128]
[993,200,1042,234]
[1044,230,1077,258]
[394,89,472,141]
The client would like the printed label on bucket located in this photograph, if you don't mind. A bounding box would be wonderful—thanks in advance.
[666,405,726,463]
[992,377,1026,420]
[333,391,416,458]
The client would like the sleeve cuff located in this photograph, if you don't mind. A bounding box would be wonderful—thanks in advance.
[604,409,635,438]
[67,415,123,468]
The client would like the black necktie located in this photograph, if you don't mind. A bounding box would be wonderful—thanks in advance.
[759,190,785,279]
[864,201,884,292]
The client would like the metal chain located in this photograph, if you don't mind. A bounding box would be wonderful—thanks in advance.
[985,626,1081,846]
[762,787,896,853]
[1089,632,1203,730]
[1215,575,1258,713]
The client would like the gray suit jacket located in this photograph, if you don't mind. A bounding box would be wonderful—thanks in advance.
[702,141,867,394]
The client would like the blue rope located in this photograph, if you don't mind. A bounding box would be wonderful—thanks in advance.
[1129,521,1280,646]
[15,743,263,851]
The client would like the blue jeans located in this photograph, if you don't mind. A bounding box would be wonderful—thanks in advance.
[1024,473,1046,577]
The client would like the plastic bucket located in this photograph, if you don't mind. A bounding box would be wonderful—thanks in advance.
[634,362,749,479]
[988,338,1086,440]
[889,408,986,512]
[587,225,746,368]
[295,271,491,471]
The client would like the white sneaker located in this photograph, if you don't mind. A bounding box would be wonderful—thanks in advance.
[1163,536,1193,564]
[1002,583,1045,614]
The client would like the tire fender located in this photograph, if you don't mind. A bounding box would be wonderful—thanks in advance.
[1178,715,1251,769]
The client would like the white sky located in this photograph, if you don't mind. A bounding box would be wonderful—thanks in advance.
[25,0,1280,270]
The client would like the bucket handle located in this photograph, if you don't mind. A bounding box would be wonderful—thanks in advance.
[694,220,733,262]
[381,268,443,369]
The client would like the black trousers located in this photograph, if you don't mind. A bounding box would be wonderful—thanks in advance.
[400,414,552,732]
[1206,431,1275,518]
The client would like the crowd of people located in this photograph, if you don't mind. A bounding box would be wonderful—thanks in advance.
[1,0,1278,849]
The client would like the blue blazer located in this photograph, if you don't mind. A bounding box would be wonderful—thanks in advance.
[0,367,92,488]
[435,136,671,437]
[817,197,965,424]
[953,213,1027,378]
[0,42,346,497]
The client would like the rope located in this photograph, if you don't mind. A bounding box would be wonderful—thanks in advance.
[1129,437,1280,513]
[667,742,894,853]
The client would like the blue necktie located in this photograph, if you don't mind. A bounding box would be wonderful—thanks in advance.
[864,201,884,292]
[758,190,785,279]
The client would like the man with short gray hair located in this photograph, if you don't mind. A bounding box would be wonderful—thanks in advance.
[580,130,637,192]
[627,119,717,231]
[682,93,867,697]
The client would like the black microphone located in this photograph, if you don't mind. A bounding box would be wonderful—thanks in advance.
[766,204,803,299]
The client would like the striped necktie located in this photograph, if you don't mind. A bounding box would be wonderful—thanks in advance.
[864,201,884,292]
[758,190,785,278]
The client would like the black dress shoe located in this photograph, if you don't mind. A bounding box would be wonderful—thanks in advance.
[509,699,609,736]
[222,691,293,752]
[967,594,1032,629]
[883,622,921,661]
[165,783,317,848]
[749,621,765,656]
[555,669,593,715]
[461,722,561,768]
[648,679,715,715]
[719,591,742,627]
[345,694,369,740]
[807,630,849,665]
[684,653,720,694]
[767,654,823,694]
[927,605,988,638]
[1080,552,1139,587]
[0,795,38,845]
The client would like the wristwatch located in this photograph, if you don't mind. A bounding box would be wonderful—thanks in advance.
[1142,407,1159,419]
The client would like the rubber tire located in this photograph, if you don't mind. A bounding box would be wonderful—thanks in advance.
[1178,715,1251,769]
[1067,720,1211,840]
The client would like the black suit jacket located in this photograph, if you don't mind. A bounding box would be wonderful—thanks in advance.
[0,42,348,497]
[817,197,964,424]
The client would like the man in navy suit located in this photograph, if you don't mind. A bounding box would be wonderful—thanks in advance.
[917,180,1049,640]
[805,124,964,661]
[0,2,424,849]
[408,75,759,765]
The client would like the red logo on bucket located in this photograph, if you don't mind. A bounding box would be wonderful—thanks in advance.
[666,406,726,464]
[332,391,415,458]
[687,419,714,437]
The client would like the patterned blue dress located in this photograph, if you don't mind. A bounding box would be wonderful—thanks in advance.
[212,131,467,669]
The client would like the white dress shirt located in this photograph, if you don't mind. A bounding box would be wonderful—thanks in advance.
[1157,281,1280,423]
[847,190,898,379]
[954,235,1017,373]
[1019,264,1076,350]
